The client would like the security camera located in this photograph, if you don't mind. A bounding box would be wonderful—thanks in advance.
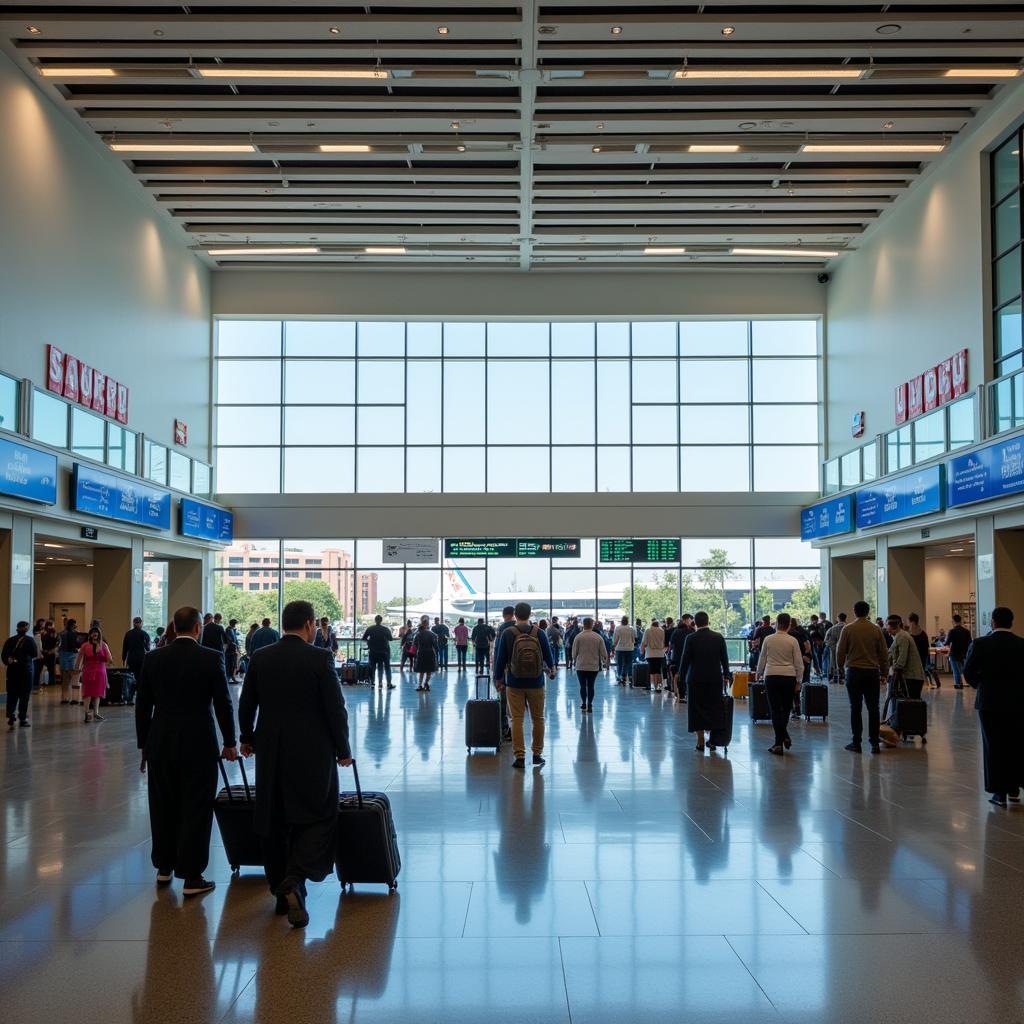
[817,272,830,284]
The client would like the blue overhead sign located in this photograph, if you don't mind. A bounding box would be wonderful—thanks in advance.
[801,494,856,541]
[0,436,57,505]
[72,463,172,530]
[947,436,1024,508]
[179,498,234,543]
[856,465,945,529]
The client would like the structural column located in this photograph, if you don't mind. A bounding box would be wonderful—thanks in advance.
[167,556,204,615]
[92,539,144,635]
[886,544,927,622]
[0,514,34,695]
[828,554,864,618]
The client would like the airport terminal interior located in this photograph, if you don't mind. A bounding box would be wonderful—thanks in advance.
[2,3,1024,1022]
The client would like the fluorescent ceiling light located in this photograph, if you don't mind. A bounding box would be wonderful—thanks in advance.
[801,143,945,153]
[110,142,256,152]
[364,246,407,255]
[732,247,839,257]
[688,144,740,153]
[950,547,965,552]
[319,144,373,153]
[40,67,117,77]
[198,67,390,79]
[943,68,1020,78]
[674,68,863,80]
[207,247,320,256]
[644,247,687,255]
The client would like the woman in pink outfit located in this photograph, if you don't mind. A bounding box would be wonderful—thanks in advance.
[75,626,112,723]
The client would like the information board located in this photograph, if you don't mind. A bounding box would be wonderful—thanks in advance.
[947,436,1024,508]
[0,436,57,505]
[444,538,581,559]
[72,463,172,531]
[856,465,944,529]
[599,538,680,563]
[179,498,234,543]
[383,539,439,564]
[800,494,856,542]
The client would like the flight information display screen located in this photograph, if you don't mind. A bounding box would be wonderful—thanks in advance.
[444,538,581,559]
[599,538,680,563]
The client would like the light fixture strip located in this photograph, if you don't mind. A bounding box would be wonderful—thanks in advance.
[39,67,118,77]
[801,143,945,153]
[207,247,320,256]
[197,67,390,79]
[731,247,839,257]
[109,142,257,152]
[674,68,863,80]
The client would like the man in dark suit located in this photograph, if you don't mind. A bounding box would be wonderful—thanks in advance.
[201,612,227,654]
[135,606,237,896]
[121,616,150,703]
[677,611,732,752]
[963,606,1024,807]
[238,600,352,928]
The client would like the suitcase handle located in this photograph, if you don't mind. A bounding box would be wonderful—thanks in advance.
[218,755,252,802]
[344,758,364,809]
[474,673,491,700]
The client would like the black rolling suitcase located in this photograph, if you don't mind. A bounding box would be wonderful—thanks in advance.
[709,694,734,753]
[357,660,371,683]
[214,757,263,874]
[466,674,501,752]
[101,668,135,706]
[336,759,401,893]
[885,673,927,744]
[800,682,829,721]
[632,662,651,689]
[749,681,770,722]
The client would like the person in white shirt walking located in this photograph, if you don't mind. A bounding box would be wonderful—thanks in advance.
[571,617,608,713]
[756,612,805,755]
[612,617,637,685]
[640,619,667,693]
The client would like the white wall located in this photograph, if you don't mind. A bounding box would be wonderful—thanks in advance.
[212,268,825,320]
[825,80,1024,460]
[924,556,975,637]
[0,50,212,454]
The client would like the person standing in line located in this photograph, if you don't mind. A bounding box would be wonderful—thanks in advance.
[494,601,555,770]
[807,614,825,678]
[824,613,847,683]
[362,615,396,689]
[641,618,666,693]
[153,626,166,648]
[633,619,645,662]
[571,616,608,713]
[37,621,59,690]
[946,613,972,690]
[201,612,226,654]
[76,625,113,723]
[546,616,564,668]
[471,617,492,674]
[493,606,518,741]
[413,619,438,692]
[963,607,1024,807]
[564,617,580,671]
[431,617,451,671]
[31,619,45,688]
[313,617,338,659]
[243,622,258,657]
[225,619,242,682]
[836,601,890,754]
[250,617,280,654]
[886,615,926,700]
[58,618,81,705]
[239,600,352,926]
[756,612,805,755]
[3,621,38,729]
[453,617,470,671]
[678,612,731,752]
[398,620,415,672]
[612,616,637,684]
[670,613,696,702]
[789,616,812,715]
[907,612,940,688]
[136,606,237,897]
[122,616,152,697]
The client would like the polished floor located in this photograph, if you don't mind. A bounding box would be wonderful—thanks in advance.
[2,668,1023,1024]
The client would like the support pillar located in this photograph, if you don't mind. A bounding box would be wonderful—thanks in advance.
[92,540,143,635]
[887,545,927,622]
[0,514,33,696]
[167,557,204,615]
[828,555,864,619]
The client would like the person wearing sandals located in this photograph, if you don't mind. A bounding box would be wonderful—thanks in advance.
[571,617,608,713]
[413,619,438,692]
[756,612,804,756]
[678,611,731,752]
[76,626,113,722]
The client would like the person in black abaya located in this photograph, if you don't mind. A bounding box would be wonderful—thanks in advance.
[676,611,732,753]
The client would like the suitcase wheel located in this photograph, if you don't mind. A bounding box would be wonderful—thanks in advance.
[920,736,927,744]
[231,865,239,874]
[389,883,398,894]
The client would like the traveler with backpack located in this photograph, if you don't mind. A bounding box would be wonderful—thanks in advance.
[494,602,555,770]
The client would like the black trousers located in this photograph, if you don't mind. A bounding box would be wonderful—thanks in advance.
[456,645,468,669]
[6,678,31,721]
[578,670,597,707]
[765,676,796,747]
[368,651,392,684]
[474,646,490,673]
[979,710,1023,798]
[147,755,218,879]
[845,667,882,745]
[261,780,337,894]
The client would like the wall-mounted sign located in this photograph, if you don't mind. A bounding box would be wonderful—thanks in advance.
[800,494,856,541]
[0,436,58,505]
[894,349,968,427]
[179,498,234,543]
[947,436,1024,508]
[383,539,439,564]
[852,411,865,438]
[46,344,129,424]
[72,463,171,530]
[444,538,581,559]
[81,526,99,541]
[599,539,681,563]
[174,419,188,447]
[856,465,945,529]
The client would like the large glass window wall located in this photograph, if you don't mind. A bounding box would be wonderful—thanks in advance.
[214,319,821,495]
[212,536,821,663]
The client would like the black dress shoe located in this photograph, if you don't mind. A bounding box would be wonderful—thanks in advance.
[990,794,1008,807]
[532,754,545,767]
[156,870,173,886]
[870,742,881,753]
[183,877,216,897]
[278,880,309,928]
[512,758,526,770]
[844,742,862,753]
[275,895,289,916]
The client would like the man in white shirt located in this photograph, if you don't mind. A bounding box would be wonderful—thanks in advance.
[612,616,637,685]
[756,611,804,756]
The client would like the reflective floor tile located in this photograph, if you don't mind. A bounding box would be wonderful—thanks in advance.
[462,880,599,938]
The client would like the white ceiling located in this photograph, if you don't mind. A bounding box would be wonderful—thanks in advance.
[3,2,1024,271]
